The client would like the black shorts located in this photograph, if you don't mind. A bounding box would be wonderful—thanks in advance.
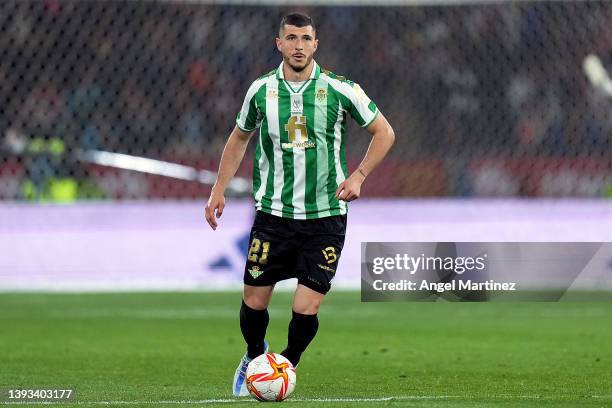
[243,210,347,295]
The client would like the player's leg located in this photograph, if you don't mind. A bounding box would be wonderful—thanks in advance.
[280,214,346,367]
[233,284,275,397]
[240,211,292,358]
[241,284,275,359]
[233,211,296,396]
[281,284,324,367]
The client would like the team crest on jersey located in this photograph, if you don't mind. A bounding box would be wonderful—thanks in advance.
[316,88,327,102]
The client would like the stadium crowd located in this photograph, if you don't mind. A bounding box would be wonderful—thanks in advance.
[0,1,610,198]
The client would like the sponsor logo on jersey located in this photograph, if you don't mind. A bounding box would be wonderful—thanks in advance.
[282,114,315,149]
[266,89,278,99]
[291,98,303,114]
[281,141,316,149]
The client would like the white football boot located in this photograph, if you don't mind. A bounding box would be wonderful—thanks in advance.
[232,340,269,396]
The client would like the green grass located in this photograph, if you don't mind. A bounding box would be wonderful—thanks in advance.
[0,292,611,407]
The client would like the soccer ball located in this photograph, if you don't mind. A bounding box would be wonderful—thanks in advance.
[246,353,296,401]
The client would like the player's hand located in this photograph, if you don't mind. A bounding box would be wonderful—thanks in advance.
[205,189,225,230]
[335,171,365,202]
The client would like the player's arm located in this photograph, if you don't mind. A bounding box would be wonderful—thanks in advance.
[336,113,395,201]
[205,126,255,230]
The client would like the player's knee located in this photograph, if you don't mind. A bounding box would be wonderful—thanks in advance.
[243,288,272,310]
[244,294,269,310]
[293,299,322,315]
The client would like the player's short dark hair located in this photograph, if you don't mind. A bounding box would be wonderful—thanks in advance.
[279,13,316,34]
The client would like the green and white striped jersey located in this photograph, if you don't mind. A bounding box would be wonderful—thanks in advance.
[236,61,379,219]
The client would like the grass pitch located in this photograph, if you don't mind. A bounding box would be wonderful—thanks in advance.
[0,291,611,407]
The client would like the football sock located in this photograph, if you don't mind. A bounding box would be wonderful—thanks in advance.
[281,310,319,367]
[240,300,269,359]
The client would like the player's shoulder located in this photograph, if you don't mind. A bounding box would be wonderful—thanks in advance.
[244,70,275,97]
[319,68,363,99]
[257,69,276,81]
[248,69,276,86]
[319,68,356,86]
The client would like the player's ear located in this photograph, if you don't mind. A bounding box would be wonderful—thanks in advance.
[275,37,282,51]
[313,38,318,52]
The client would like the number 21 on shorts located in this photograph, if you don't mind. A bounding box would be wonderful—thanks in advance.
[248,238,270,265]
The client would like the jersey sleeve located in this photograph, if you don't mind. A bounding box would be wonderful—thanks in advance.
[345,83,379,127]
[236,81,263,132]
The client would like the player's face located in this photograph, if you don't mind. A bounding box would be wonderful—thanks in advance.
[276,25,318,73]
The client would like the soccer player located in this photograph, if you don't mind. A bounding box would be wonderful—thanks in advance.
[204,12,395,397]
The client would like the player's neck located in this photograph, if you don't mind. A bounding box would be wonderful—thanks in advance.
[283,60,314,82]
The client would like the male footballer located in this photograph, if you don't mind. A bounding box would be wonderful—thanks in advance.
[204,12,395,396]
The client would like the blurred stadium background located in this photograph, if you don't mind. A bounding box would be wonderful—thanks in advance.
[1,0,611,200]
[0,0,611,291]
[1,1,611,405]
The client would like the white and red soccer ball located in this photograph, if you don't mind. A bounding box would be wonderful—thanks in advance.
[246,353,296,401]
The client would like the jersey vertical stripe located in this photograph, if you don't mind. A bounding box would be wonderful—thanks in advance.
[236,78,265,131]
[324,85,340,215]
[278,81,294,218]
[256,81,273,212]
[265,76,284,217]
[312,79,329,218]
[253,84,268,204]
[332,103,347,215]
[340,115,349,184]
[290,92,307,219]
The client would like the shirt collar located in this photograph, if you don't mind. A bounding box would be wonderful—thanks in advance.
[276,60,320,81]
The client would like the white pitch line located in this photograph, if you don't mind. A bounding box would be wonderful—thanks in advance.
[0,397,450,405]
[2,395,611,405]
[0,397,456,405]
